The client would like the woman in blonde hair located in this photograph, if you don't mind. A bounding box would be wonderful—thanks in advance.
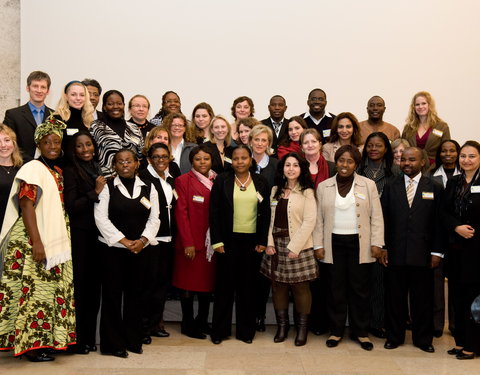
[204,115,235,174]
[402,91,450,167]
[0,124,23,230]
[56,81,95,154]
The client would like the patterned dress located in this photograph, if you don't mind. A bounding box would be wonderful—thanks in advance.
[0,165,76,356]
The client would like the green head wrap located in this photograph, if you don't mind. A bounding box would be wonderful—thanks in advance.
[34,111,67,144]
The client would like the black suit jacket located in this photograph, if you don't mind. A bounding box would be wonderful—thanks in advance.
[3,103,53,161]
[381,174,444,267]
[210,171,271,248]
[204,141,235,175]
[261,117,289,152]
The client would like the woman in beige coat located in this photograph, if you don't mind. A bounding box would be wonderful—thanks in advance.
[260,152,317,346]
[314,145,384,351]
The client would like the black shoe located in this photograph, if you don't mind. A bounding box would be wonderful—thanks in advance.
[86,344,97,352]
[456,351,475,360]
[447,347,463,355]
[369,327,386,339]
[433,330,443,338]
[417,344,435,353]
[211,337,222,345]
[195,320,212,335]
[101,350,128,358]
[142,336,152,345]
[127,347,143,354]
[74,344,90,355]
[326,338,341,348]
[24,350,55,362]
[182,329,207,340]
[384,341,398,350]
[240,338,253,344]
[256,317,266,332]
[151,328,170,338]
[353,336,373,351]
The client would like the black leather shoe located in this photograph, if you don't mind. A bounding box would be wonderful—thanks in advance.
[127,347,143,354]
[369,327,386,339]
[142,336,152,345]
[211,337,222,345]
[256,318,266,332]
[151,329,170,338]
[86,344,97,352]
[326,338,341,348]
[24,350,55,362]
[101,350,128,358]
[417,344,435,353]
[240,338,253,344]
[74,345,90,355]
[456,351,475,360]
[354,337,373,351]
[384,341,398,350]
[447,347,463,355]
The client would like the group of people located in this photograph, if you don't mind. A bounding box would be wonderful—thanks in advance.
[0,70,479,362]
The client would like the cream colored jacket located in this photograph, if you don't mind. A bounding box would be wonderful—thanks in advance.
[267,185,317,255]
[313,173,384,264]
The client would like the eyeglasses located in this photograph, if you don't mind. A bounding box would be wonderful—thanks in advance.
[150,155,169,161]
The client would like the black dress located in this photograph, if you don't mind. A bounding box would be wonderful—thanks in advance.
[0,165,20,231]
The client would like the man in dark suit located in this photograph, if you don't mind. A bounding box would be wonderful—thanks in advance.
[3,71,52,161]
[261,95,288,153]
[299,88,335,143]
[82,78,103,120]
[380,147,443,353]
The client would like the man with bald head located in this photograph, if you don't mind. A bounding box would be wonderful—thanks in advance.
[359,96,400,143]
[380,147,444,353]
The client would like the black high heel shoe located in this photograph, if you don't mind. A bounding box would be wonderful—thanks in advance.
[23,350,55,362]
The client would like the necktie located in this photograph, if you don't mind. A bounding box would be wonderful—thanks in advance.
[32,109,42,125]
[406,179,414,207]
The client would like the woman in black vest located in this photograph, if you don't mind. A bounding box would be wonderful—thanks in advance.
[64,131,105,354]
[94,149,160,358]
[139,143,176,342]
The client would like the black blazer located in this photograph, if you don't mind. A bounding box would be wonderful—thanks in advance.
[3,103,53,161]
[210,171,271,248]
[139,168,176,237]
[442,173,480,283]
[63,164,100,232]
[381,174,444,267]
[261,117,289,152]
[204,141,235,175]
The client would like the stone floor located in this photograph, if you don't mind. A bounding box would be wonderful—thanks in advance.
[0,324,477,375]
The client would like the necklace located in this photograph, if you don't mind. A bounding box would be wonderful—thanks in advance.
[0,165,14,174]
[235,172,250,191]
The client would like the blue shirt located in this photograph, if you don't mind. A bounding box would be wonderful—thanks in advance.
[28,102,46,125]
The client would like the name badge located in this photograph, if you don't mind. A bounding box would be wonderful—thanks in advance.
[193,195,204,203]
[172,189,179,200]
[422,192,434,200]
[355,192,366,200]
[432,129,443,137]
[322,129,331,138]
[257,192,264,203]
[140,196,152,209]
[224,157,232,164]
[271,200,278,206]
[66,128,79,136]
[471,186,480,193]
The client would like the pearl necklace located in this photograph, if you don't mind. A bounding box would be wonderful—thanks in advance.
[235,172,251,191]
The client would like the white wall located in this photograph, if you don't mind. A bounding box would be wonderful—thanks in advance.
[21,0,480,143]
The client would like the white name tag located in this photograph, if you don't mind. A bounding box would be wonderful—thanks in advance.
[322,129,331,138]
[193,195,204,203]
[257,192,264,203]
[432,129,443,137]
[66,128,79,136]
[471,186,480,193]
[355,192,366,200]
[224,157,232,164]
[172,189,179,200]
[422,192,434,200]
[140,196,152,209]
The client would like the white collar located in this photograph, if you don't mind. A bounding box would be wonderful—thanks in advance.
[147,163,173,181]
[404,172,422,184]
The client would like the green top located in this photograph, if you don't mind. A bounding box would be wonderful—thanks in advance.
[233,182,257,233]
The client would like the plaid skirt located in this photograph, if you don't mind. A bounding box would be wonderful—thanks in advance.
[260,227,318,284]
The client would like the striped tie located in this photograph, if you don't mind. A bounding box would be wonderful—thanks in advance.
[406,179,414,207]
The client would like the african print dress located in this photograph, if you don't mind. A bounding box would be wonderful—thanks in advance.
[0,165,76,356]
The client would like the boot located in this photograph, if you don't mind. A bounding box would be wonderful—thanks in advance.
[295,313,308,346]
[274,310,290,343]
[180,293,206,340]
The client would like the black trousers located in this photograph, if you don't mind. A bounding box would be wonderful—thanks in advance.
[385,265,433,346]
[326,234,372,338]
[432,261,445,332]
[71,228,102,347]
[212,233,258,341]
[369,262,385,330]
[451,280,480,352]
[100,242,147,352]
[309,263,329,333]
[141,241,171,334]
